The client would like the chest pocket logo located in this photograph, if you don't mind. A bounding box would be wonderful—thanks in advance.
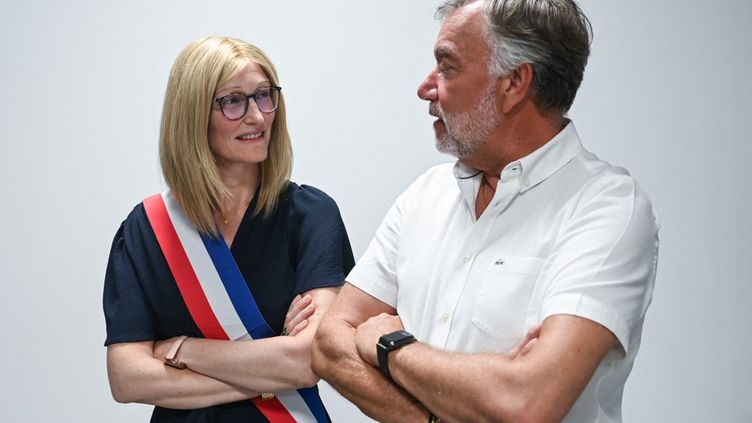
[472,256,544,346]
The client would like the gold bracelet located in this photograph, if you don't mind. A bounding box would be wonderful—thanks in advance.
[261,392,275,401]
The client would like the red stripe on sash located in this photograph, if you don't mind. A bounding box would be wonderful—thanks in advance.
[143,194,228,340]
[252,397,298,423]
[144,194,299,421]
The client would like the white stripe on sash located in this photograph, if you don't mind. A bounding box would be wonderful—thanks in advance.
[276,390,319,421]
[162,192,249,341]
[158,191,323,422]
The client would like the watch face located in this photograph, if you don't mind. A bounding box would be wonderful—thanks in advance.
[380,330,416,349]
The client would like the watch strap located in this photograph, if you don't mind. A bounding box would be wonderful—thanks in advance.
[377,341,392,380]
[377,330,416,382]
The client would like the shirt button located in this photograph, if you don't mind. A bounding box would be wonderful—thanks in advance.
[523,179,530,187]
[441,313,450,323]
[462,255,472,263]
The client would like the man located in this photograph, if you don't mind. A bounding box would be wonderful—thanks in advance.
[312,0,659,422]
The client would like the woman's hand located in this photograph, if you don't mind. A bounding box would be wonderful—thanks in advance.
[283,294,315,336]
[508,324,541,359]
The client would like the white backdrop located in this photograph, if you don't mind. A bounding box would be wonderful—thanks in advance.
[1,0,750,421]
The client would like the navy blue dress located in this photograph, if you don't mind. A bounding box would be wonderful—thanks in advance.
[103,183,355,422]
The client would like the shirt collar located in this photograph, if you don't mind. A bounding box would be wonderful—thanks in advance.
[453,120,584,194]
[514,120,583,193]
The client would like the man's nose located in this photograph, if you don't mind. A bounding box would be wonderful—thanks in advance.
[417,68,438,102]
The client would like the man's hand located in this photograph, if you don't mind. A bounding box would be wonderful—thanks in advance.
[354,313,405,366]
[312,284,431,422]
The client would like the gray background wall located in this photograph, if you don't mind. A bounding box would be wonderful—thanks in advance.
[1,0,750,421]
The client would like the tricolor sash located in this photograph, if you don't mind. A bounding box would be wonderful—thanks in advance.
[143,191,328,423]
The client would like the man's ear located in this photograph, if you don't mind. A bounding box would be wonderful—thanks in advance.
[497,63,534,114]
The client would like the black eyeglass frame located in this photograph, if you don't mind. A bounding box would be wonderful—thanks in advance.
[213,85,282,120]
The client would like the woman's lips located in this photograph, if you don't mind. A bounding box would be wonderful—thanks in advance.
[236,131,264,141]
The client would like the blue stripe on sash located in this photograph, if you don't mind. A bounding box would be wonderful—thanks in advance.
[200,232,329,423]
[200,234,275,339]
[298,386,329,422]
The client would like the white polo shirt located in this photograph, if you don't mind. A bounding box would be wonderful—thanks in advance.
[347,121,659,422]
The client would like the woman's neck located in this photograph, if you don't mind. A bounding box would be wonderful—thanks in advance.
[217,162,259,209]
[214,162,259,246]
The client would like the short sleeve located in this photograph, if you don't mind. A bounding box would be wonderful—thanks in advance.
[537,174,659,356]
[102,209,159,346]
[291,186,355,295]
[345,188,410,307]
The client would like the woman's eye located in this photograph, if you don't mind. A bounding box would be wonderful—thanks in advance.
[256,89,271,99]
[223,95,244,106]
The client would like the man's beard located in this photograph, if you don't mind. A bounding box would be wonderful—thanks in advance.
[431,84,499,158]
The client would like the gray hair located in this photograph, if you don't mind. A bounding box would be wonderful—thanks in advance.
[437,0,592,114]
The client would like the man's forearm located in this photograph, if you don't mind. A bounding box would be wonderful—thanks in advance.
[388,315,617,423]
[389,342,522,423]
[312,318,429,423]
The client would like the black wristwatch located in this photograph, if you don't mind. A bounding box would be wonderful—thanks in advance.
[377,330,416,381]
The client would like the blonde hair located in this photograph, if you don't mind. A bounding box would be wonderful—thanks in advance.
[159,36,292,235]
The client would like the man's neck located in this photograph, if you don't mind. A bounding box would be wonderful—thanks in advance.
[461,106,566,176]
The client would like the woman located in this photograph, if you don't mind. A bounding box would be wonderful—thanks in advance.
[103,36,354,422]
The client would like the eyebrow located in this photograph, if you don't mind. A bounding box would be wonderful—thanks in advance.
[215,82,271,96]
[434,45,458,62]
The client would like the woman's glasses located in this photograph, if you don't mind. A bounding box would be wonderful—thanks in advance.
[214,86,281,120]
